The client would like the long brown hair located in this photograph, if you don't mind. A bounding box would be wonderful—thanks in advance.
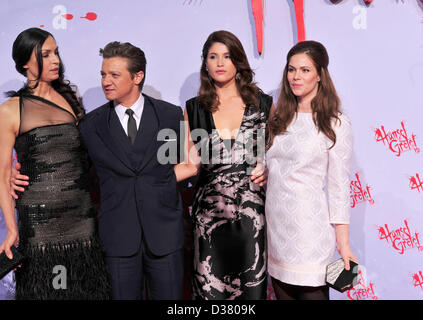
[267,40,341,149]
[199,30,260,112]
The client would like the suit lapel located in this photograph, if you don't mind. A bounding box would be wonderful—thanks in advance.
[133,95,159,172]
[94,101,134,171]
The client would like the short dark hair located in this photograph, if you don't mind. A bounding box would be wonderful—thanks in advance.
[99,41,146,91]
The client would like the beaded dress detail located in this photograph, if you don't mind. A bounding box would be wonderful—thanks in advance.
[13,94,111,300]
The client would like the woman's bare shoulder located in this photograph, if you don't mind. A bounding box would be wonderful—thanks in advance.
[0,97,20,125]
[0,97,19,111]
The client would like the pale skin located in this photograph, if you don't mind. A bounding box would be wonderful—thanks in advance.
[0,36,76,260]
[287,53,358,270]
[174,42,269,184]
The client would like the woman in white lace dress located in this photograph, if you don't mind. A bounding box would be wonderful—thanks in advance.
[265,41,358,300]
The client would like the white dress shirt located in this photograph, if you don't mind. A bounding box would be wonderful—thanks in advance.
[114,93,145,136]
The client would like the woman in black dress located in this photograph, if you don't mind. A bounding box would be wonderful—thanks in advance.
[175,30,272,299]
[0,28,110,299]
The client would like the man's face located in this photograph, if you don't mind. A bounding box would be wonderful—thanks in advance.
[100,57,144,106]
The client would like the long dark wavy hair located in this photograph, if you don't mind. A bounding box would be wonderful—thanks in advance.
[267,40,341,149]
[7,28,85,120]
[199,30,260,112]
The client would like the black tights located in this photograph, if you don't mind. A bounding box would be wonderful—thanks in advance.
[271,277,329,300]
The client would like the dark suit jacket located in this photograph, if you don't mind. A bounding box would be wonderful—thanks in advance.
[78,94,184,257]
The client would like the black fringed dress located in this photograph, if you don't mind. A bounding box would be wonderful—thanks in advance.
[13,94,111,300]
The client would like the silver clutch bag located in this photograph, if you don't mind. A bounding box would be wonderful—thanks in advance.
[326,258,359,292]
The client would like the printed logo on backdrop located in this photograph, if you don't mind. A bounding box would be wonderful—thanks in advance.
[352,5,367,30]
[409,173,423,193]
[47,5,97,30]
[347,269,378,300]
[377,220,423,254]
[412,271,423,291]
[374,121,420,157]
[350,172,374,208]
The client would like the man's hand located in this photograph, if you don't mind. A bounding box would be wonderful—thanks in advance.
[10,162,29,199]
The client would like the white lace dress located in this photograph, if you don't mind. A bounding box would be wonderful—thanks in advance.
[265,112,353,287]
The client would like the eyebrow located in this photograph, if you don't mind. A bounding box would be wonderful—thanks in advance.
[208,51,230,55]
[100,70,120,74]
[288,65,311,69]
[41,47,59,52]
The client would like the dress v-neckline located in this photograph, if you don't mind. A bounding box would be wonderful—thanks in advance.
[210,105,247,143]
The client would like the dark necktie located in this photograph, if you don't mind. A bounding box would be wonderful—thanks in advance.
[125,109,137,144]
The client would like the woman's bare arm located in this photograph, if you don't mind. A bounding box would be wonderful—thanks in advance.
[174,110,201,182]
[0,97,21,258]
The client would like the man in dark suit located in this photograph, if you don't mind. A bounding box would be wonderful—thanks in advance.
[77,41,185,299]
[11,41,185,300]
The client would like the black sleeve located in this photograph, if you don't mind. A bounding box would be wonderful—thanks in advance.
[88,164,100,211]
[176,106,184,163]
[259,92,273,120]
[184,97,214,147]
[185,97,196,133]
